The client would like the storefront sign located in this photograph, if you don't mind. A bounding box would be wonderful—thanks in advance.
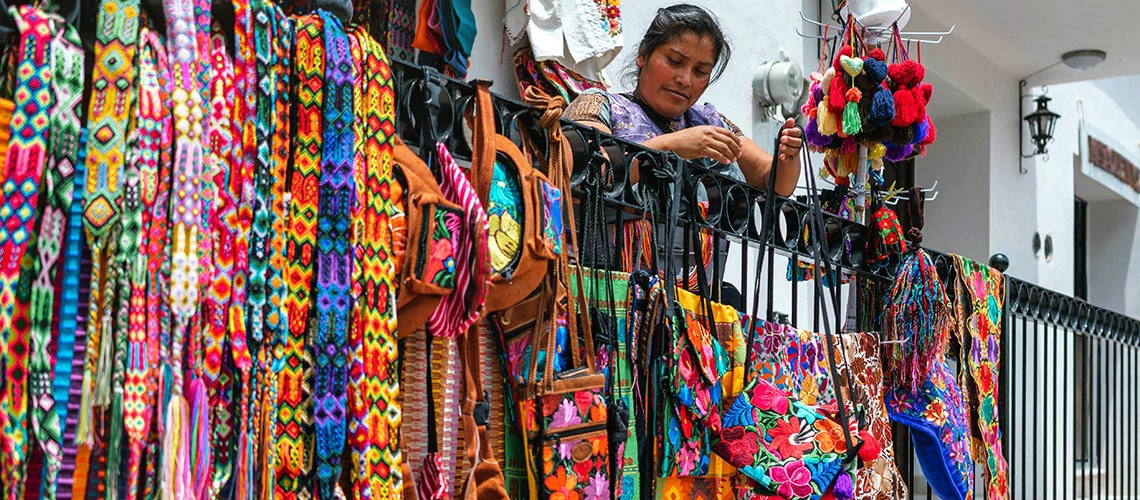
[1078,124,1140,207]
[1087,136,1140,192]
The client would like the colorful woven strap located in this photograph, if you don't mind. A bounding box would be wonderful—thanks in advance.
[349,28,404,499]
[238,2,275,497]
[204,25,235,385]
[229,0,255,378]
[0,8,56,499]
[311,11,355,499]
[120,28,166,500]
[57,130,88,500]
[162,0,205,496]
[141,35,173,500]
[260,9,292,495]
[203,25,237,498]
[276,13,323,499]
[36,22,84,500]
[77,0,141,449]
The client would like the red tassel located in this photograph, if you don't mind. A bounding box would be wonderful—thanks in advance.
[891,89,916,127]
[858,430,882,462]
[868,48,886,61]
[912,86,927,121]
[829,76,849,112]
[833,45,853,71]
[921,81,934,103]
[888,60,923,87]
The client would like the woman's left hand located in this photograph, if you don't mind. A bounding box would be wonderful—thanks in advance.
[777,118,803,160]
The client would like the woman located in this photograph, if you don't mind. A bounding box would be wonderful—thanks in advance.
[564,3,802,298]
[564,3,802,196]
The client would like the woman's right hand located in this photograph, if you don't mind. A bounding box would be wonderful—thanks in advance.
[644,125,742,164]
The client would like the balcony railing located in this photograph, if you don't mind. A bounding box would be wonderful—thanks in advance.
[392,59,1140,499]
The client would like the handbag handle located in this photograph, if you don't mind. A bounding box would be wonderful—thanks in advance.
[800,139,861,457]
[742,136,782,361]
[470,80,497,207]
[524,88,599,389]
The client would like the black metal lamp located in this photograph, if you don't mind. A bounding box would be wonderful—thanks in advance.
[1017,49,1104,173]
[1023,95,1061,157]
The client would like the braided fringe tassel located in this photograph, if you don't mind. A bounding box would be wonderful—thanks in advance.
[881,248,952,391]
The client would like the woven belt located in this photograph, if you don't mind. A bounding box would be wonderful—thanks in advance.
[348,27,404,499]
[276,13,324,499]
[0,8,60,498]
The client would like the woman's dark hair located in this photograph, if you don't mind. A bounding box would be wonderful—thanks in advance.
[626,4,733,88]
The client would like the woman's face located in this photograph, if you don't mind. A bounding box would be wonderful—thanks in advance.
[635,31,717,119]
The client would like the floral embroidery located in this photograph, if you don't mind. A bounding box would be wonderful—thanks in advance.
[538,178,563,256]
[419,205,461,287]
[951,256,1010,500]
[749,322,908,500]
[886,360,974,500]
[487,159,523,273]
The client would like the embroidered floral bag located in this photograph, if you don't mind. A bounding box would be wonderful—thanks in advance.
[709,136,873,499]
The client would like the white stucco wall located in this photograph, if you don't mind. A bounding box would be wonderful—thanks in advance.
[916,111,991,263]
[1029,79,1140,312]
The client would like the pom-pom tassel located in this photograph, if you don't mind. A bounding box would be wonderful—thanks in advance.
[842,101,863,136]
[818,104,839,136]
[885,142,913,162]
[833,471,855,500]
[806,118,830,148]
[869,88,895,126]
[829,75,849,112]
[858,430,882,462]
[882,248,953,391]
[891,89,917,127]
[921,116,938,146]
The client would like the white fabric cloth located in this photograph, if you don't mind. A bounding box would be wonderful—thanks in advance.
[513,0,622,84]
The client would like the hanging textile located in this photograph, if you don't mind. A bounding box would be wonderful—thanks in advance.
[950,255,1010,498]
[0,9,58,498]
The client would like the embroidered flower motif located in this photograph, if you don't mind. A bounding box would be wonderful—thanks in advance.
[813,417,846,454]
[750,380,790,414]
[719,425,760,465]
[584,471,610,500]
[767,417,813,458]
[768,460,814,499]
[544,466,581,500]
[676,439,701,476]
[923,398,948,427]
[554,398,583,429]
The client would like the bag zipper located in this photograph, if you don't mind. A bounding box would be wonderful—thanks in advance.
[537,422,607,442]
[415,206,432,277]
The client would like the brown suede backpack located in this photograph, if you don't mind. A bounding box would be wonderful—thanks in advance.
[469,80,562,312]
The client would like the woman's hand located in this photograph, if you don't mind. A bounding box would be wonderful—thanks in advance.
[777,118,803,160]
[644,125,742,164]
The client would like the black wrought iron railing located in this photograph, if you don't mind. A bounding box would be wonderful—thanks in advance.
[390,58,1140,499]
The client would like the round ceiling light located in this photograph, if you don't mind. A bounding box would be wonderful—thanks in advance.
[1062,49,1107,71]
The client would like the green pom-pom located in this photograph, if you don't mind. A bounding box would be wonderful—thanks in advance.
[842,100,862,136]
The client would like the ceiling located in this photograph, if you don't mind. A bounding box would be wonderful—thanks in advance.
[914,0,1140,85]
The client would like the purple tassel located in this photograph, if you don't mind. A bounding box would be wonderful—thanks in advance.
[914,119,930,144]
[812,83,824,106]
[806,119,830,148]
[833,471,855,500]
[885,143,913,162]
